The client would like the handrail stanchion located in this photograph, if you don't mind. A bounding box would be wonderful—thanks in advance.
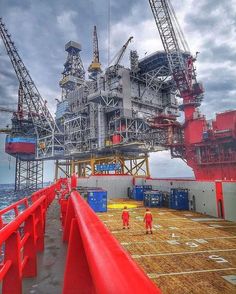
[22,214,37,278]
[3,231,21,294]
[63,218,95,292]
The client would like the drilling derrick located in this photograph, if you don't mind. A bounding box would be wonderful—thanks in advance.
[88,26,102,77]
[148,0,236,180]
[59,41,85,100]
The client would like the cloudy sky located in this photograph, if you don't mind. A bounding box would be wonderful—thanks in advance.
[0,0,236,183]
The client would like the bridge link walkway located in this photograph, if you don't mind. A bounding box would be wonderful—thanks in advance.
[23,201,66,294]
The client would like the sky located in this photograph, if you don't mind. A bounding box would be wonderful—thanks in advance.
[0,0,236,183]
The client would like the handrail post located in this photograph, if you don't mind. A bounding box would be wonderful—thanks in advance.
[22,214,37,278]
[63,218,95,294]
[3,231,21,294]
[63,197,75,242]
[71,174,77,189]
[35,205,44,252]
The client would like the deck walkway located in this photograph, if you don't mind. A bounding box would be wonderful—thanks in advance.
[23,201,66,294]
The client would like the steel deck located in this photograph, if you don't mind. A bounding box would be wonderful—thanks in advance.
[98,199,236,294]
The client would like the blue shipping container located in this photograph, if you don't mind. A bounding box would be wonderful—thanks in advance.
[87,190,107,212]
[143,185,152,191]
[170,188,189,210]
[133,185,144,201]
[144,191,162,207]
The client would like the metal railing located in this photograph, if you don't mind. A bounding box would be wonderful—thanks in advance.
[62,185,160,293]
[0,181,61,294]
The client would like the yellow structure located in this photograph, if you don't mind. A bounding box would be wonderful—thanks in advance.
[54,154,150,180]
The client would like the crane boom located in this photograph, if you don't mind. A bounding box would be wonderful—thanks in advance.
[93,25,99,64]
[0,18,63,158]
[109,36,133,67]
[148,0,204,117]
[88,25,102,76]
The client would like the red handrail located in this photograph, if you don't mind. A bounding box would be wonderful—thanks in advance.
[0,181,61,294]
[62,190,160,294]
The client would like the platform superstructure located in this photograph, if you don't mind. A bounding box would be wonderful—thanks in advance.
[0,0,235,189]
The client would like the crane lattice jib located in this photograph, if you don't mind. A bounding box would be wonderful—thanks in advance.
[148,0,192,96]
[93,26,99,63]
[0,19,58,135]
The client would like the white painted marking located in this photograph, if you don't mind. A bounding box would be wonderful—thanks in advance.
[132,248,236,258]
[185,242,199,248]
[167,240,180,245]
[209,224,223,228]
[110,226,235,234]
[147,268,236,278]
[158,212,166,215]
[168,226,178,230]
[191,218,223,222]
[184,214,193,216]
[120,236,236,246]
[171,233,179,238]
[209,255,229,263]
[156,217,188,221]
[194,239,208,244]
[222,275,236,285]
[154,225,163,229]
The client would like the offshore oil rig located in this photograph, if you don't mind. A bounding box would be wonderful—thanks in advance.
[0,1,236,294]
[0,0,236,192]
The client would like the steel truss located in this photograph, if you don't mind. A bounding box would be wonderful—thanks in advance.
[15,158,43,191]
[54,154,150,178]
[108,116,149,143]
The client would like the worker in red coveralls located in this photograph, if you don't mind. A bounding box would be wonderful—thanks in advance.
[144,208,153,234]
[122,206,130,229]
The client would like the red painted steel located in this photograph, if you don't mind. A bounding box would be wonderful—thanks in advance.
[5,142,35,155]
[215,181,225,219]
[112,134,122,144]
[70,173,77,189]
[62,189,160,294]
[0,181,61,294]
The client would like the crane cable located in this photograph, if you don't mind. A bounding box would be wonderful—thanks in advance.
[107,0,111,66]
[166,0,190,53]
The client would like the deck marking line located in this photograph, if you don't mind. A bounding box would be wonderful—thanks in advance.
[120,236,236,246]
[191,218,224,222]
[111,226,221,233]
[132,248,236,258]
[147,267,236,278]
[114,237,236,246]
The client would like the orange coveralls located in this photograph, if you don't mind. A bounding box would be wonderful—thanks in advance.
[144,211,153,230]
[122,209,130,227]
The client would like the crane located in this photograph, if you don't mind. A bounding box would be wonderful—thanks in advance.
[148,0,204,121]
[148,0,236,181]
[110,36,133,67]
[0,18,63,159]
[88,25,102,77]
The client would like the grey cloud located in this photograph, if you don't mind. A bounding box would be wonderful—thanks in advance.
[200,42,236,64]
[0,0,235,182]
